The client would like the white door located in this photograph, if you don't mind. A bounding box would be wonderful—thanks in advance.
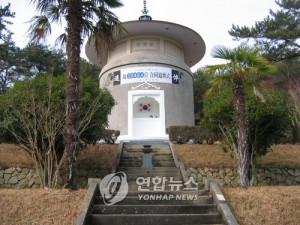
[128,90,165,138]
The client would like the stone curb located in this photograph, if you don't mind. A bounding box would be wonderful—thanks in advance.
[169,142,190,185]
[206,179,239,225]
[170,142,239,224]
[112,142,124,173]
[169,141,180,167]
[74,178,101,225]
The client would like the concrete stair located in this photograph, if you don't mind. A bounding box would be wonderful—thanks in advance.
[119,142,176,168]
[85,141,223,225]
[119,166,182,178]
[86,191,223,225]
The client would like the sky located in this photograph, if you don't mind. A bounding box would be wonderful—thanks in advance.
[2,0,279,71]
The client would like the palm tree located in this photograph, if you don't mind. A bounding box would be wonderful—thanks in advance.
[205,45,277,188]
[28,0,123,186]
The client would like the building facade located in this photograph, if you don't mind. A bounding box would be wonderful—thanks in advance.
[86,19,205,140]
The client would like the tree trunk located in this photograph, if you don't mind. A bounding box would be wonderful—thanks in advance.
[233,75,250,188]
[61,0,82,186]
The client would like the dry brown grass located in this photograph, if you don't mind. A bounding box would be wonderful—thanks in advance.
[0,144,34,168]
[0,144,118,225]
[0,143,119,169]
[223,186,300,225]
[175,143,300,169]
[0,189,86,225]
[257,144,300,168]
[77,144,119,169]
[175,144,237,168]
[175,143,300,224]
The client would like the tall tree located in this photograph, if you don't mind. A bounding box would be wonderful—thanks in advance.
[0,41,68,94]
[0,32,21,94]
[80,58,100,82]
[20,43,66,76]
[0,4,18,94]
[0,74,115,187]
[29,0,123,186]
[202,86,292,185]
[229,0,300,62]
[205,45,277,188]
[0,3,15,41]
[193,69,212,124]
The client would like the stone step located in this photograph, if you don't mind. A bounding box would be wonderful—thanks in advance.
[115,190,208,196]
[125,184,206,192]
[123,145,171,150]
[85,141,224,225]
[120,156,142,160]
[118,162,176,167]
[94,195,213,205]
[126,183,183,191]
[92,204,219,214]
[118,161,175,167]
[121,155,174,160]
[153,156,175,161]
[119,159,175,165]
[123,140,169,145]
[122,167,183,181]
[126,174,182,181]
[123,143,170,148]
[121,153,172,159]
[153,162,176,167]
[118,162,142,167]
[123,150,172,154]
[118,167,180,173]
[88,213,223,225]
[124,170,182,177]
[123,147,171,151]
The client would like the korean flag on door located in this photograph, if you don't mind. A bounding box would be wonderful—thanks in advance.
[171,69,179,84]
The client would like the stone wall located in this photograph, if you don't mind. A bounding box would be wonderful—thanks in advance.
[3,165,300,188]
[0,167,111,189]
[0,167,42,188]
[73,168,111,189]
[186,167,300,187]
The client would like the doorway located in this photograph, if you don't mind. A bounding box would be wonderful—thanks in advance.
[128,90,165,138]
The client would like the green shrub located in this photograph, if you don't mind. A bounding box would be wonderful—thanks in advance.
[168,126,190,144]
[193,129,219,144]
[202,87,293,181]
[168,125,217,144]
[103,129,120,144]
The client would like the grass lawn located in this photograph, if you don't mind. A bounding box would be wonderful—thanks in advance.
[0,143,300,224]
[223,186,300,225]
[175,143,300,169]
[0,189,86,225]
[0,143,119,169]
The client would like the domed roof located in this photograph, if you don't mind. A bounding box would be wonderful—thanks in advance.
[85,20,206,68]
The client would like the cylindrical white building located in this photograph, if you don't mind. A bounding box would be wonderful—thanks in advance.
[86,10,205,140]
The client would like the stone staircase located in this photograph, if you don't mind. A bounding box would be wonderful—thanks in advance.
[118,141,177,168]
[84,140,224,225]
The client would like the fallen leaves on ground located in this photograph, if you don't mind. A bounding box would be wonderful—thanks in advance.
[0,143,119,169]
[174,143,300,169]
[77,144,119,169]
[0,188,86,225]
[0,144,34,168]
[223,186,300,225]
[257,144,300,169]
[174,144,237,168]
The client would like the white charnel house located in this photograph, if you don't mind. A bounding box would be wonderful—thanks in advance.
[85,2,205,140]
